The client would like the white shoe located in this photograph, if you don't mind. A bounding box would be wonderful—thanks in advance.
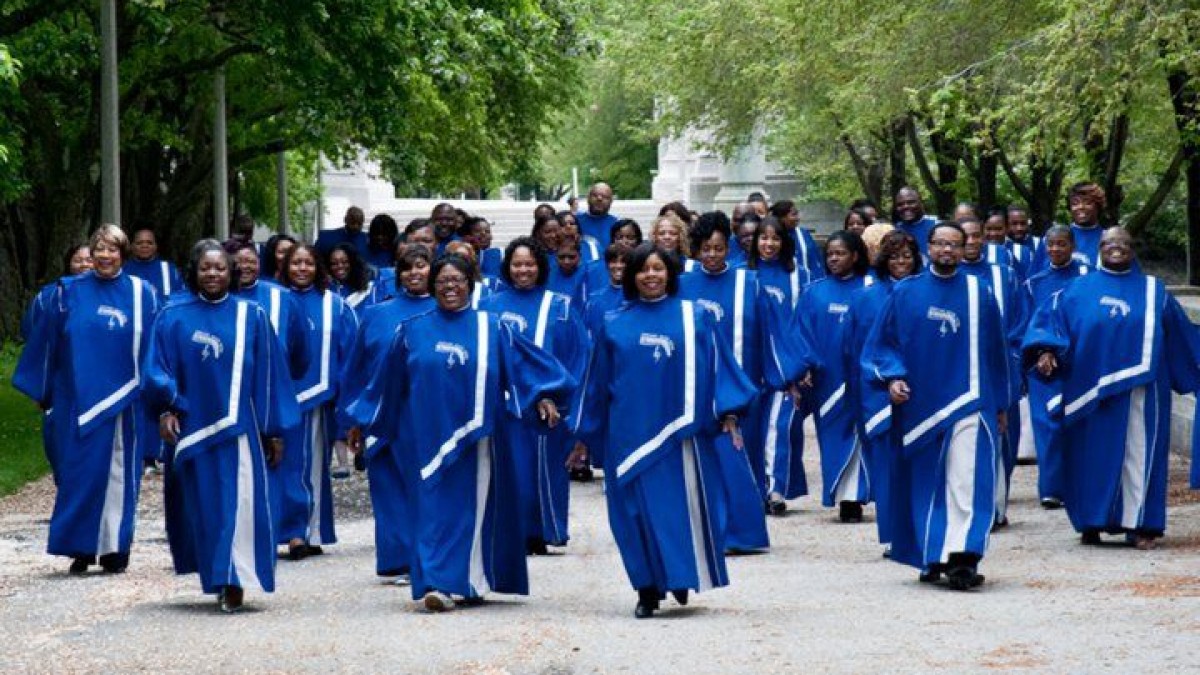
[390,574,411,586]
[423,591,455,612]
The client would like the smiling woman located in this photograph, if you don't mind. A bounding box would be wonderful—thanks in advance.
[142,239,299,613]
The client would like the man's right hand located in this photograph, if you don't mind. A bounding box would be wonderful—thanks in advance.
[888,379,911,405]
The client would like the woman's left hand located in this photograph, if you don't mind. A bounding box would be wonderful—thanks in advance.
[537,399,561,428]
[721,415,743,451]
[265,437,284,468]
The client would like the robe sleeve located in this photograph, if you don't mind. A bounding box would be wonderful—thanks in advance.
[13,282,65,407]
[139,311,184,416]
[859,290,907,387]
[982,288,1016,410]
[573,318,611,453]
[252,306,301,438]
[706,311,758,421]
[498,320,576,422]
[552,301,592,431]
[1161,293,1200,395]
[759,289,819,390]
[331,299,361,439]
[343,326,410,445]
[1019,291,1072,373]
[335,314,373,432]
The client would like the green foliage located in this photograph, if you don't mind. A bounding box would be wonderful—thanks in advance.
[237,149,322,233]
[0,343,48,496]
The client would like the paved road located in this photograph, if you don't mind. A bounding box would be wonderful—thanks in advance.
[1,437,1198,674]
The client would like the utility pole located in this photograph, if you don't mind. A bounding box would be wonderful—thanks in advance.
[100,0,120,225]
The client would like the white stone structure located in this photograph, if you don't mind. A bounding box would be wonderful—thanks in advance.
[652,129,842,234]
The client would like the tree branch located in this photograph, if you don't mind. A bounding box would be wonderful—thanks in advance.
[124,43,264,108]
[995,143,1033,205]
[0,0,77,37]
[905,116,940,200]
[1125,145,1184,236]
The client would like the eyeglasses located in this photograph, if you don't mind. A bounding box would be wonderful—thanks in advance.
[929,240,964,249]
[434,276,468,289]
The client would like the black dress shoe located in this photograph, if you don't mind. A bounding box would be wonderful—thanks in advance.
[670,589,689,606]
[288,543,309,561]
[1040,496,1064,510]
[991,516,1010,532]
[838,501,864,523]
[526,539,548,556]
[98,552,128,574]
[68,556,92,575]
[306,545,324,556]
[1081,530,1102,545]
[218,586,244,614]
[946,566,980,591]
[634,589,659,619]
[919,564,943,583]
[569,466,594,482]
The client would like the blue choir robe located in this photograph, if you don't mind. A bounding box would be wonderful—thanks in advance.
[577,297,759,595]
[1021,262,1090,501]
[579,236,602,264]
[374,267,398,300]
[346,308,575,600]
[483,287,589,547]
[894,215,938,257]
[331,279,377,312]
[21,278,76,484]
[1021,268,1200,536]
[797,273,875,508]
[1005,241,1034,280]
[727,245,749,269]
[233,279,310,379]
[960,257,1028,522]
[124,257,184,300]
[1029,223,1104,275]
[141,295,299,594]
[847,278,900,544]
[575,210,619,248]
[584,284,626,339]
[860,271,1012,570]
[13,271,158,560]
[791,228,826,283]
[469,280,496,310]
[275,286,359,546]
[753,258,812,499]
[363,247,394,271]
[338,291,435,576]
[479,247,504,279]
[680,266,771,551]
[547,261,589,311]
[984,243,1020,280]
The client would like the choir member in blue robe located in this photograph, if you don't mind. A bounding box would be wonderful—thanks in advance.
[315,206,369,259]
[364,214,399,271]
[771,200,825,283]
[1022,227,1200,550]
[1029,182,1107,274]
[797,232,876,522]
[261,234,297,283]
[124,225,184,300]
[483,237,589,553]
[340,247,436,582]
[577,244,764,618]
[861,222,1012,590]
[346,255,574,612]
[678,213,772,551]
[14,224,158,575]
[1020,226,1089,508]
[547,244,590,310]
[1006,205,1039,277]
[584,244,631,338]
[142,241,299,613]
[959,218,1029,527]
[576,182,619,247]
[458,216,503,279]
[650,212,697,275]
[748,217,812,514]
[327,243,377,312]
[586,219,644,292]
[230,243,310,379]
[892,187,938,257]
[848,231,922,547]
[559,210,602,264]
[275,243,359,559]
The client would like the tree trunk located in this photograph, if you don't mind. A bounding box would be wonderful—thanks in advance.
[1102,114,1129,227]
[887,117,907,201]
[1166,63,1200,284]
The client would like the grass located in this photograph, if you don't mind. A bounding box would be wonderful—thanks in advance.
[0,343,49,496]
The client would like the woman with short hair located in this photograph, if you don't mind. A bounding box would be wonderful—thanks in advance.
[15,224,159,575]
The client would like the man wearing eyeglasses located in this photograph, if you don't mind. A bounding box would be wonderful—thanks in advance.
[859,221,1013,591]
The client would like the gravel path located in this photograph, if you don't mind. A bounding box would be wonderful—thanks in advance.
[1,433,1198,674]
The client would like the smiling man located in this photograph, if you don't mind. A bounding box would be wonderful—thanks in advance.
[1022,227,1200,550]
[860,221,1013,590]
